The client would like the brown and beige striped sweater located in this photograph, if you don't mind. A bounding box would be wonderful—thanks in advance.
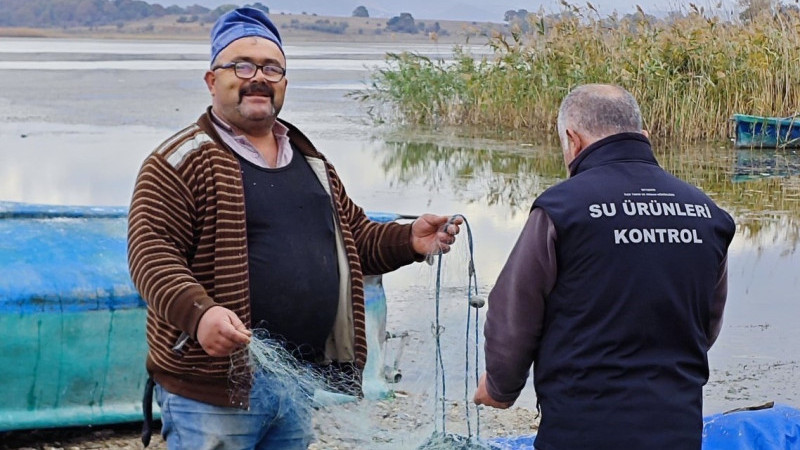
[128,110,419,408]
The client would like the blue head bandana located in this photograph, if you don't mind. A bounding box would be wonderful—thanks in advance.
[210,7,283,66]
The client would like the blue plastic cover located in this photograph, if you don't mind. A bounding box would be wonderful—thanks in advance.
[488,434,536,449]
[488,404,800,450]
[702,403,800,450]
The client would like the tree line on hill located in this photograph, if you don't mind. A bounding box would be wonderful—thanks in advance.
[0,0,269,28]
[4,0,795,31]
[0,0,446,36]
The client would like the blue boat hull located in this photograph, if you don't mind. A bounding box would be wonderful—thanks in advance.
[733,114,800,148]
[0,201,398,431]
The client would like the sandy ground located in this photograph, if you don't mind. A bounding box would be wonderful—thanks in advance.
[308,394,540,449]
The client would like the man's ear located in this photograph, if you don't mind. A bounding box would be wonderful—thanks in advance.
[641,129,650,139]
[204,70,215,95]
[566,128,582,159]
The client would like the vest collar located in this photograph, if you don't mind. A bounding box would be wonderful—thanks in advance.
[568,132,657,177]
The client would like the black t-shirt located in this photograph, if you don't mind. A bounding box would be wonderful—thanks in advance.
[237,146,340,362]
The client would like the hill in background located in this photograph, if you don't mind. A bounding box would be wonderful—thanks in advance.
[121,12,499,43]
[156,0,514,22]
[0,0,502,43]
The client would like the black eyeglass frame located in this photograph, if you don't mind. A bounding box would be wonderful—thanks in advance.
[212,61,286,82]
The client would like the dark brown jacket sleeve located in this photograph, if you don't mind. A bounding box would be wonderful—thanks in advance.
[707,255,729,348]
[484,207,557,403]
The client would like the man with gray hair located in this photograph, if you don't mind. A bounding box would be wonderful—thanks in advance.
[557,83,644,155]
[474,84,735,449]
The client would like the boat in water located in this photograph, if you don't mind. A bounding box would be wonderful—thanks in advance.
[732,113,800,148]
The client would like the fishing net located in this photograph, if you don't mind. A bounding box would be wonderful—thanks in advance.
[236,214,501,449]
[420,214,496,449]
[416,431,498,449]
[229,328,362,423]
[246,330,328,396]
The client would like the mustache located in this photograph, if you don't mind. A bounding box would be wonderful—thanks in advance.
[239,83,274,98]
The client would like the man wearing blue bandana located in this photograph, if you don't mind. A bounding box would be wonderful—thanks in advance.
[128,7,462,449]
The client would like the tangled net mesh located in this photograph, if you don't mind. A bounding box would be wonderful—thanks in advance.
[417,431,499,449]
[229,329,362,417]
[230,215,506,449]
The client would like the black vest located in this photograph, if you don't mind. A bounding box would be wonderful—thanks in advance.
[531,133,735,450]
[237,147,339,362]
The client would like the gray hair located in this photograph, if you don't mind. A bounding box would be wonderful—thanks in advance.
[557,84,643,149]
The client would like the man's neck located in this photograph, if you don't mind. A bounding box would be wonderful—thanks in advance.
[247,132,279,168]
[229,117,276,140]
[211,110,279,167]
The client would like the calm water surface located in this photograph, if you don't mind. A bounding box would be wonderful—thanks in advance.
[0,37,797,416]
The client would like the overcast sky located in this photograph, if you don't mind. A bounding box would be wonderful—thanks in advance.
[160,0,741,22]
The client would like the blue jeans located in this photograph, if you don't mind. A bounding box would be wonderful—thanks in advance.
[155,373,314,450]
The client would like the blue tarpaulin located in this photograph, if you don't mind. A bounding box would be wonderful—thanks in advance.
[489,404,800,449]
[703,403,800,449]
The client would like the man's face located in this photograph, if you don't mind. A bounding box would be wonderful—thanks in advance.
[205,36,287,135]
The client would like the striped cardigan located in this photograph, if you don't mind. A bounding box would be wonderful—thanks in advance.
[128,110,419,408]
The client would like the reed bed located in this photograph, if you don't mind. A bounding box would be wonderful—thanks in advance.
[355,4,800,144]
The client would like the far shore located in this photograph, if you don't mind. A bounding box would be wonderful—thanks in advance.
[0,13,497,46]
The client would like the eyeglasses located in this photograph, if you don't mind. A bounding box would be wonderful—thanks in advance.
[212,61,286,82]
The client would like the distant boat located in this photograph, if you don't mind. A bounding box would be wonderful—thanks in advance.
[732,114,800,148]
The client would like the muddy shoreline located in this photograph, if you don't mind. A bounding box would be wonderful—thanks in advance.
[0,395,540,450]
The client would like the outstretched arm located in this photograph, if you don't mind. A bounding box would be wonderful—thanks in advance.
[475,208,557,407]
[327,165,460,274]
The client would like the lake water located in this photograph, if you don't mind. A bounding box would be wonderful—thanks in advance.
[0,37,797,417]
